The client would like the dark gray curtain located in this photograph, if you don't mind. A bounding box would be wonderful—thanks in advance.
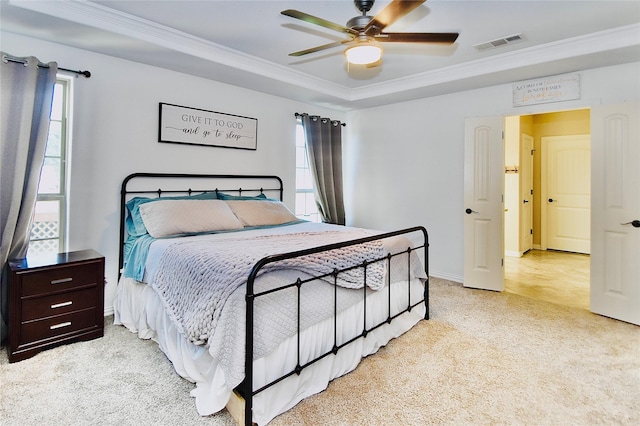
[300,113,345,225]
[0,53,58,344]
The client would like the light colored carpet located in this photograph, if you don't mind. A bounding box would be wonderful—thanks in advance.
[1,278,638,425]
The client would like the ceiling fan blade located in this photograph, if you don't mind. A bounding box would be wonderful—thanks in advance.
[374,32,459,44]
[364,0,426,36]
[288,40,350,57]
[281,9,359,36]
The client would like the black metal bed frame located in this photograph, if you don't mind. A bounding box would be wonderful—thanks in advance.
[119,173,429,425]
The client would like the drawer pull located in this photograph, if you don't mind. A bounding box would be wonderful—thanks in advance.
[51,301,73,309]
[51,277,73,285]
[50,322,72,330]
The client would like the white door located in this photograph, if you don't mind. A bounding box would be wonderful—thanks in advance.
[464,117,504,291]
[542,135,591,254]
[591,102,640,325]
[520,134,534,253]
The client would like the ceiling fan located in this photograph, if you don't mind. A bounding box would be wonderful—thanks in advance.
[281,0,459,66]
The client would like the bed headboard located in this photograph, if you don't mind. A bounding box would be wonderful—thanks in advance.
[118,172,284,278]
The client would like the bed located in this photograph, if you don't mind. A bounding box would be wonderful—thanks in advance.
[113,173,429,425]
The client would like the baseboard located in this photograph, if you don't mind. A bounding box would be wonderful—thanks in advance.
[429,270,463,284]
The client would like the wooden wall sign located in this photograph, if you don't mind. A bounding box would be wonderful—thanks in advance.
[159,103,257,150]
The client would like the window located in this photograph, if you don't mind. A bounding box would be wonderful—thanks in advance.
[295,121,321,222]
[29,78,71,255]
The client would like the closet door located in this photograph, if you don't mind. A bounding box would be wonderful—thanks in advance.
[542,135,591,254]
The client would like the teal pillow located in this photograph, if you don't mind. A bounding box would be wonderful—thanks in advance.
[125,191,218,236]
[216,192,272,201]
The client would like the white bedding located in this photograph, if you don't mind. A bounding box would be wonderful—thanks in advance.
[113,222,427,425]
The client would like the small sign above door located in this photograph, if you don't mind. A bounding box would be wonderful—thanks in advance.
[512,74,580,107]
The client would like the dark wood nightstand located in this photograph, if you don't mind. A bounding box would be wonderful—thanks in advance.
[8,249,105,362]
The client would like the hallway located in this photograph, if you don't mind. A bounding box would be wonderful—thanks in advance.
[504,249,590,310]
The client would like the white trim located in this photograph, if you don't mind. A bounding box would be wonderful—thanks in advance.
[8,0,346,98]
[430,270,463,284]
[9,1,640,104]
[505,250,524,258]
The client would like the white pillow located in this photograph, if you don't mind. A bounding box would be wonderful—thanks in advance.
[139,199,243,238]
[225,200,299,227]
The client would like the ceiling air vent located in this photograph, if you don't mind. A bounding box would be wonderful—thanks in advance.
[473,33,523,51]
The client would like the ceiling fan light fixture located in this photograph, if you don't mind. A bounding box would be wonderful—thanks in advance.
[345,42,382,65]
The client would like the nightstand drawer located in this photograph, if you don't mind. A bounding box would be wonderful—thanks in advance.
[20,308,98,344]
[21,263,101,297]
[21,288,97,322]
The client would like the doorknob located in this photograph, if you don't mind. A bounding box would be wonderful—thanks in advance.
[548,198,556,203]
[465,208,478,215]
[621,220,640,228]
[523,200,529,203]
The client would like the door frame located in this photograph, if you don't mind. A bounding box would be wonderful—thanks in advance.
[520,133,534,255]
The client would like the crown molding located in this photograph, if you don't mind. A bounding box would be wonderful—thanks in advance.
[349,23,640,101]
[9,1,640,105]
[8,0,348,97]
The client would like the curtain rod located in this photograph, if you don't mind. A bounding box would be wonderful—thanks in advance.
[295,112,346,127]
[3,56,91,78]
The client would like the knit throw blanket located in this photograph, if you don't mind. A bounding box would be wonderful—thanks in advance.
[149,229,387,346]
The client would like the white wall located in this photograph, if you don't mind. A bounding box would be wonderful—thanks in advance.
[1,32,345,313]
[4,31,639,304]
[345,62,640,282]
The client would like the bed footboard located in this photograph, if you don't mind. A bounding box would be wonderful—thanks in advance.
[238,226,429,425]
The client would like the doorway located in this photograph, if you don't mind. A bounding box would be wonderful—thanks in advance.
[503,109,591,309]
[465,103,640,324]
